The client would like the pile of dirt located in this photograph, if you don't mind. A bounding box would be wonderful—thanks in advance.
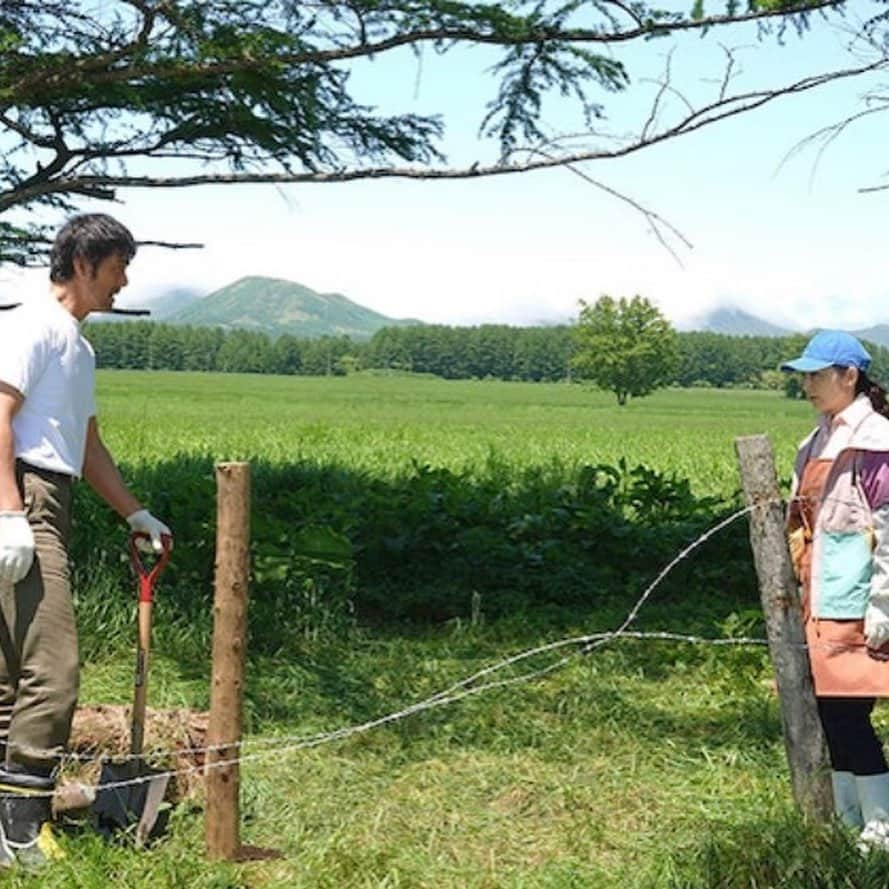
[55,705,209,812]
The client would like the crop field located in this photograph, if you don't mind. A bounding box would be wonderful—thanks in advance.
[26,372,889,888]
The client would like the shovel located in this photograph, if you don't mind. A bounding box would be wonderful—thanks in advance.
[93,532,172,846]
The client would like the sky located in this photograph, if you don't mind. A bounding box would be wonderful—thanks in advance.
[2,2,888,331]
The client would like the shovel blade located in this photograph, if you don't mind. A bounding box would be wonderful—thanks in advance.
[93,760,170,846]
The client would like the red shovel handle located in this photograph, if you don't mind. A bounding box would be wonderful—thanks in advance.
[129,533,172,602]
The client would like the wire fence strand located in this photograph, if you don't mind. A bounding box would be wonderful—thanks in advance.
[27,490,870,799]
[51,500,773,794]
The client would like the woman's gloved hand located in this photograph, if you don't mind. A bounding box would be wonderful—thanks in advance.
[788,526,806,580]
[864,601,889,650]
[126,509,173,553]
[0,511,34,583]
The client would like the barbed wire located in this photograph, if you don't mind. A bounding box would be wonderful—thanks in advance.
[53,503,756,769]
[42,501,765,794]
[73,631,775,800]
[16,491,881,799]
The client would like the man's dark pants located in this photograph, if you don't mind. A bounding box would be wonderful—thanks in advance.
[0,462,78,777]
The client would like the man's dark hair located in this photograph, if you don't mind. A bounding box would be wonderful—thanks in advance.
[49,214,137,282]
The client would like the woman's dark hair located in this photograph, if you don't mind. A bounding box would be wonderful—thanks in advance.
[49,213,136,282]
[855,369,889,418]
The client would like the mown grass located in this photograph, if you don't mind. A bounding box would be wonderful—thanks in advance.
[20,372,878,887]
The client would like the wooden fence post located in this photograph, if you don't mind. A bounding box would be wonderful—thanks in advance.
[735,435,832,821]
[205,461,250,860]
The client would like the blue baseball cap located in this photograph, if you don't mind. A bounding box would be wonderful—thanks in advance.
[780,330,871,373]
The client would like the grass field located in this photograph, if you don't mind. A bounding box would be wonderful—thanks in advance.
[21,372,888,888]
[94,371,810,496]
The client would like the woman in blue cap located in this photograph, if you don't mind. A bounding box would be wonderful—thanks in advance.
[783,330,889,850]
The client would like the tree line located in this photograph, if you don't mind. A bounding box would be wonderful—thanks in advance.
[676,331,889,393]
[84,319,889,390]
[83,321,574,381]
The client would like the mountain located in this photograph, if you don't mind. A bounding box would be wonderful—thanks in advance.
[683,307,793,337]
[164,276,421,339]
[142,287,205,320]
[852,325,889,349]
[81,287,205,323]
[683,308,889,344]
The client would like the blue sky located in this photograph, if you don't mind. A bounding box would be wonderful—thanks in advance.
[2,2,887,330]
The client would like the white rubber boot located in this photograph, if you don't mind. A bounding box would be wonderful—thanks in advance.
[832,771,863,829]
[856,773,889,852]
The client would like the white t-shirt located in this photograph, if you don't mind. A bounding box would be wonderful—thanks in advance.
[0,295,96,477]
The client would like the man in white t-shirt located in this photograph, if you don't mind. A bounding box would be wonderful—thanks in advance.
[0,214,172,867]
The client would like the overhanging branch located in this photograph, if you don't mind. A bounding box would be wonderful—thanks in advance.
[7,55,878,207]
[3,0,843,102]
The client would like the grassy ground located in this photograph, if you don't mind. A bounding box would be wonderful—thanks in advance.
[15,373,880,887]
[46,615,889,888]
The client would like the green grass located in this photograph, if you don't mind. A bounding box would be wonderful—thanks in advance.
[95,372,811,497]
[22,372,870,887]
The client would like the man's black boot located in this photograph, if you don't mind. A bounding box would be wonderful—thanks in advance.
[0,769,63,869]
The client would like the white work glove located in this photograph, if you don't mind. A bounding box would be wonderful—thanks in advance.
[126,509,172,553]
[864,601,889,650]
[0,511,35,584]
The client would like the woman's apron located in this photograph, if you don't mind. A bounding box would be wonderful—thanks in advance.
[798,458,889,696]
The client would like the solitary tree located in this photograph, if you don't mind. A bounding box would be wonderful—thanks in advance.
[572,295,678,405]
[0,0,870,264]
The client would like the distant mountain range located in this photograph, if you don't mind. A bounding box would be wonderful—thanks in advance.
[144,287,204,319]
[687,308,889,349]
[148,276,420,339]
[684,308,792,337]
[103,279,889,348]
[852,324,889,349]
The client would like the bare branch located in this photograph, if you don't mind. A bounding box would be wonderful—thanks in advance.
[859,180,889,194]
[136,239,204,250]
[520,145,692,267]
[718,43,738,103]
[4,234,204,250]
[603,1,646,30]
[779,102,889,190]
[641,49,675,142]
[2,55,877,215]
